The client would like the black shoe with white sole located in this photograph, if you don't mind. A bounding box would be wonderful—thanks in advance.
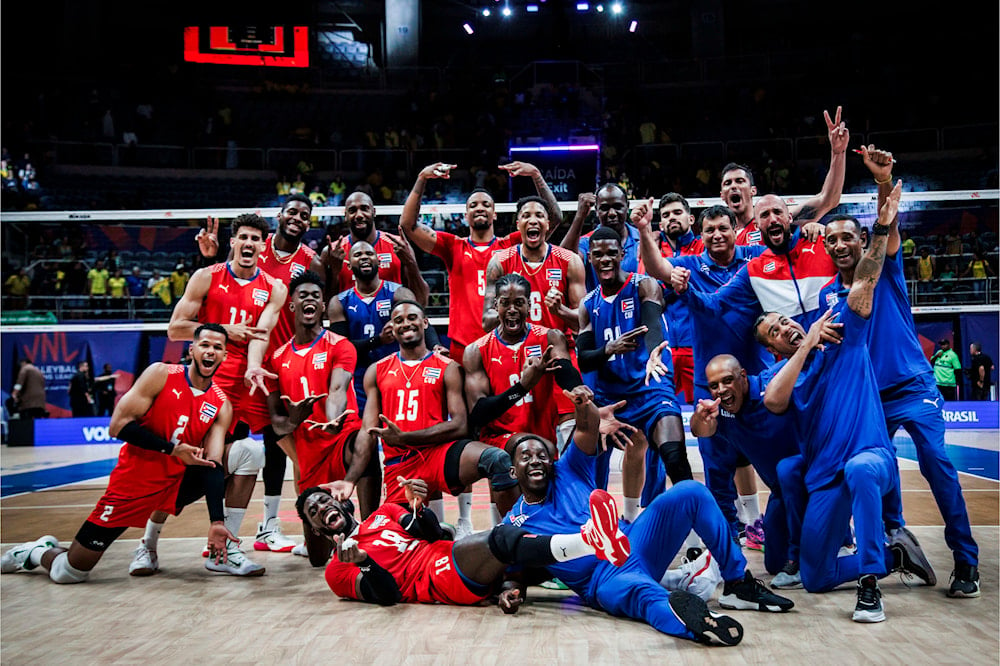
[668,590,743,646]
[719,570,795,612]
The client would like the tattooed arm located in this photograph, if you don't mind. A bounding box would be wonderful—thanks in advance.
[847,180,902,319]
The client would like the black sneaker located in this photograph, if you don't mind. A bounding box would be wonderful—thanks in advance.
[719,570,794,612]
[667,590,743,647]
[947,563,981,598]
[889,527,937,586]
[852,574,885,623]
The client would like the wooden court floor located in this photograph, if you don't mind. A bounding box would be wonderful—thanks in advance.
[1,466,998,665]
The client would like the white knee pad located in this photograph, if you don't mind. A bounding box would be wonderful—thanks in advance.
[48,552,89,584]
[556,419,576,455]
[228,437,266,476]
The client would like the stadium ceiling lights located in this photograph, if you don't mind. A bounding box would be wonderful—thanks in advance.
[629,19,637,32]
[611,2,623,14]
[463,22,475,34]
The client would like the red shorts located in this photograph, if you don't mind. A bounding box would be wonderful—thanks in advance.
[421,543,488,605]
[382,443,457,504]
[296,423,359,493]
[671,346,694,405]
[87,446,188,529]
[479,431,512,451]
[213,371,272,434]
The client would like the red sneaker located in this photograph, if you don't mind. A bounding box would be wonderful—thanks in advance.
[581,489,631,566]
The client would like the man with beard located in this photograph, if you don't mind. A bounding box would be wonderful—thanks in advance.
[720,106,849,246]
[168,213,281,573]
[577,226,689,520]
[638,204,773,547]
[757,181,937,623]
[296,478,631,605]
[196,194,326,554]
[328,241,430,412]
[321,191,426,295]
[399,161,559,361]
[362,300,522,520]
[1,324,239,582]
[266,271,381,567]
[818,146,979,598]
[500,385,792,646]
[654,193,703,406]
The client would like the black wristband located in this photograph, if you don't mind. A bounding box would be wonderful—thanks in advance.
[872,224,890,236]
[118,421,174,455]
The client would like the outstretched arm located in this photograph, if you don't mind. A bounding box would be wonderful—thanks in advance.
[633,198,675,283]
[399,163,451,255]
[846,180,903,319]
[560,192,596,253]
[789,106,848,224]
[858,144,899,256]
[500,161,563,235]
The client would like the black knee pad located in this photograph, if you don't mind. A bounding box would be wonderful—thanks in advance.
[658,440,693,483]
[75,520,128,552]
[488,524,527,563]
[478,446,518,491]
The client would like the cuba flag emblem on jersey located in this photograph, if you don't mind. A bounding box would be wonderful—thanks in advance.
[290,263,306,279]
[525,344,542,357]
[621,298,634,319]
[546,268,562,285]
[199,401,218,424]
[252,288,269,306]
[312,351,328,370]
[423,366,442,384]
[376,299,392,317]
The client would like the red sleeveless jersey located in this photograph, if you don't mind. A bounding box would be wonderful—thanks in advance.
[259,234,317,352]
[197,262,281,382]
[433,231,520,347]
[494,244,578,336]
[375,352,454,461]
[473,325,558,443]
[91,365,228,528]
[324,503,482,604]
[336,232,402,291]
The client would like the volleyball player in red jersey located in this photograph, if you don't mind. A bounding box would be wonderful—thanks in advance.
[360,300,521,518]
[196,196,337,553]
[266,271,381,566]
[464,273,585,451]
[297,477,630,605]
[398,161,561,361]
[0,324,241,583]
[483,196,586,337]
[169,213,284,564]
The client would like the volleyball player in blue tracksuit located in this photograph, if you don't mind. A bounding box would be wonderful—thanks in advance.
[501,385,793,646]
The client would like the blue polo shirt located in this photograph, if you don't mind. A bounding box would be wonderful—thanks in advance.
[669,247,771,393]
[787,304,892,492]
[817,251,934,391]
[714,372,799,490]
[579,223,642,292]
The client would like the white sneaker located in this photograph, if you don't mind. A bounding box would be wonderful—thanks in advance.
[677,550,723,601]
[129,540,159,576]
[455,517,474,540]
[291,543,309,557]
[1,535,59,573]
[205,542,266,576]
[254,518,296,553]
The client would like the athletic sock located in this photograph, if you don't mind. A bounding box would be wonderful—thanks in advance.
[458,493,473,522]
[224,506,246,544]
[548,534,594,562]
[623,497,642,522]
[737,494,761,524]
[142,519,165,551]
[262,495,281,527]
[428,499,445,522]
